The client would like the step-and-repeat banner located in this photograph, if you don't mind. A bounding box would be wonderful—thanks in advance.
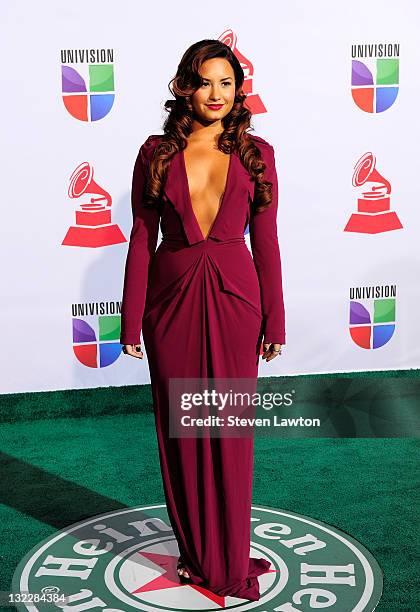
[1,1,419,393]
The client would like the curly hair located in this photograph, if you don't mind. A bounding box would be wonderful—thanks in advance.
[144,39,273,214]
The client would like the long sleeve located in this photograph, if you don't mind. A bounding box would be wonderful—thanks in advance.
[249,142,286,345]
[120,141,160,345]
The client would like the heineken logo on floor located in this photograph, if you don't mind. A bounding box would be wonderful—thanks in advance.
[12,504,383,610]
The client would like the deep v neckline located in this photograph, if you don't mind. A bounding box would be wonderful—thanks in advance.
[181,147,232,242]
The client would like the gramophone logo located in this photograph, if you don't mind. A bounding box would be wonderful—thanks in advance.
[349,284,396,349]
[344,152,403,234]
[61,48,115,121]
[72,301,122,368]
[62,161,126,248]
[351,43,399,113]
[219,29,266,114]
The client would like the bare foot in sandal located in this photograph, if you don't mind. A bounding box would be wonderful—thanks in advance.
[177,556,190,579]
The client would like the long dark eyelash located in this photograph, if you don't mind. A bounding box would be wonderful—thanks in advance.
[202,80,232,85]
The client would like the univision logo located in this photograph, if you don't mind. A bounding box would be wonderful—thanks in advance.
[72,301,122,367]
[351,43,399,113]
[61,49,115,122]
[349,284,396,349]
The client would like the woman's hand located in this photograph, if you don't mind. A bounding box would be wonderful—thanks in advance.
[122,344,144,359]
[262,342,282,362]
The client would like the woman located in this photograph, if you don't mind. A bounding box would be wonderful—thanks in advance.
[120,39,286,602]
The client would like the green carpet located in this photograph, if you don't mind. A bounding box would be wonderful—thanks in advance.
[0,370,419,610]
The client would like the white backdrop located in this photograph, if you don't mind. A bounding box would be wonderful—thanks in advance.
[1,0,419,394]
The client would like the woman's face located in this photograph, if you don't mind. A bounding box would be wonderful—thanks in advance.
[190,57,236,125]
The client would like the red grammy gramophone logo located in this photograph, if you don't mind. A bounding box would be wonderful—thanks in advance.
[62,162,126,247]
[344,152,403,234]
[219,28,266,115]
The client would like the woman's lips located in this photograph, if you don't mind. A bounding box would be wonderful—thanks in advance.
[206,104,224,110]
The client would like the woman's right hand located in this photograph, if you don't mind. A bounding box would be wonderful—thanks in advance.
[123,344,144,359]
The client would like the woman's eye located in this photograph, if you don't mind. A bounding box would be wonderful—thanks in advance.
[201,82,232,87]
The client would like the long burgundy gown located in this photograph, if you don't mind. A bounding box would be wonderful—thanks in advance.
[120,133,286,601]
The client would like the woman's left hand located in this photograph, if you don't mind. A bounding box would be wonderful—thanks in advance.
[262,342,282,362]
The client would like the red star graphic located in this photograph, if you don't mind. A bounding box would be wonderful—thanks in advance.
[131,551,276,608]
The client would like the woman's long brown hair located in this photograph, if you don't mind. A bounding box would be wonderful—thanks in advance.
[145,39,273,213]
